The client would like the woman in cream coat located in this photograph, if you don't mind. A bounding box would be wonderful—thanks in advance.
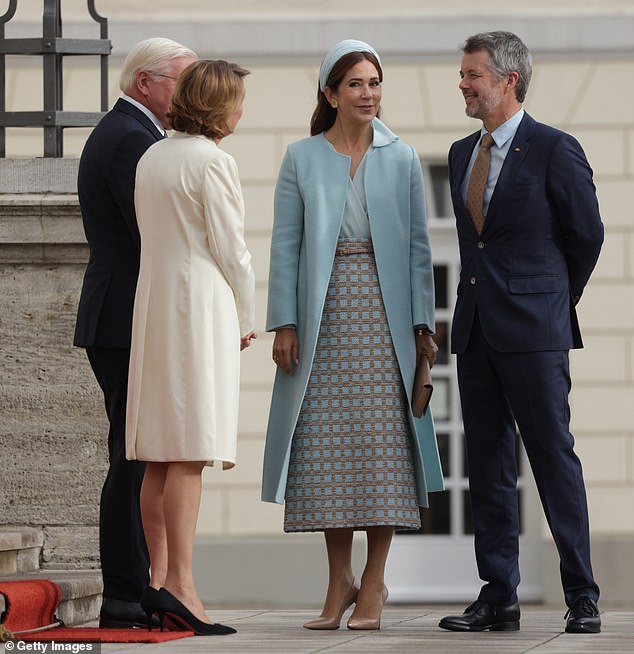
[262,40,443,631]
[126,60,255,636]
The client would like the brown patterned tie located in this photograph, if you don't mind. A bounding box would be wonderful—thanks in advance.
[466,133,494,235]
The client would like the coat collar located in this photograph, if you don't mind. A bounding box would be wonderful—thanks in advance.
[316,117,398,152]
[113,97,165,140]
[371,118,399,148]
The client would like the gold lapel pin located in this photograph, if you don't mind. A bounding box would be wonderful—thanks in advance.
[514,147,521,152]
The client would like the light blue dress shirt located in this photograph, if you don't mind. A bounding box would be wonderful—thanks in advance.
[461,108,525,218]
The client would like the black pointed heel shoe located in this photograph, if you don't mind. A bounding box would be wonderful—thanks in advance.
[140,586,162,631]
[157,587,237,636]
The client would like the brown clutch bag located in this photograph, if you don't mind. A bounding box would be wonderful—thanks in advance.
[412,356,433,418]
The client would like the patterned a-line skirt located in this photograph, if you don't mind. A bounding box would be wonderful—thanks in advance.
[284,238,421,532]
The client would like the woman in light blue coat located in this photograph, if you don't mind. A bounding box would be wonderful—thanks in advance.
[262,40,444,630]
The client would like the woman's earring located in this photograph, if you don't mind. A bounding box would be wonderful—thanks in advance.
[331,99,338,109]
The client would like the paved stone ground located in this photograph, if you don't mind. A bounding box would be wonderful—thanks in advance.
[53,605,633,654]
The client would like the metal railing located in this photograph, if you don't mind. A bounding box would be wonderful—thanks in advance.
[0,0,110,157]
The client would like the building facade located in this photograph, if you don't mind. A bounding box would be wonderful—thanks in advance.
[2,0,633,605]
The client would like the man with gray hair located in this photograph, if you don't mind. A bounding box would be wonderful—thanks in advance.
[439,31,602,635]
[74,37,196,628]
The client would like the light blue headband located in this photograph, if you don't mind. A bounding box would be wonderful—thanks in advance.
[318,39,381,92]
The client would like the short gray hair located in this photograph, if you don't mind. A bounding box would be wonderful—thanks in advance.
[119,37,197,93]
[461,31,532,103]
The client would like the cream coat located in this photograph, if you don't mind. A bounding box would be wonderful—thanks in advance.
[126,133,255,468]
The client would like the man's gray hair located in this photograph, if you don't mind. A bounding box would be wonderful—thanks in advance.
[119,37,197,93]
[462,31,532,103]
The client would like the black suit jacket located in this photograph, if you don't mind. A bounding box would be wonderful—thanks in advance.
[74,99,163,348]
[448,112,604,355]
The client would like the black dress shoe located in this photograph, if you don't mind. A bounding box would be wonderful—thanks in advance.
[565,597,601,634]
[439,600,520,632]
[99,596,161,629]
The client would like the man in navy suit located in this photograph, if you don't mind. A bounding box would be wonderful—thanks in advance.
[439,32,603,634]
[74,37,196,628]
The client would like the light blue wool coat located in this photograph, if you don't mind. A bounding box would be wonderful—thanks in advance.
[261,118,444,505]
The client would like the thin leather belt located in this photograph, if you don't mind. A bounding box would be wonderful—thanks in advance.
[335,243,374,256]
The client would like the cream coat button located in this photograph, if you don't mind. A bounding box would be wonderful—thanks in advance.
[470,277,476,285]
[477,241,485,249]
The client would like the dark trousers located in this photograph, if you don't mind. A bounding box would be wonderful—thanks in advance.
[87,347,149,602]
[456,316,600,607]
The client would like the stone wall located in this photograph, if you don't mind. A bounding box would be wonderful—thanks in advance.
[0,161,105,569]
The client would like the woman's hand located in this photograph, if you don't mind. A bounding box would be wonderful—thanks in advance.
[272,327,299,375]
[240,331,257,351]
[416,333,438,368]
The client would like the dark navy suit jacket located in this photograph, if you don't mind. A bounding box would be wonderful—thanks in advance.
[449,112,604,354]
[74,99,163,348]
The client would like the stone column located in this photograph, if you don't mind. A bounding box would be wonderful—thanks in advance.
[0,159,106,569]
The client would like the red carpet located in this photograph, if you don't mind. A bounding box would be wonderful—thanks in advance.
[18,627,194,643]
[0,579,194,643]
[0,580,60,633]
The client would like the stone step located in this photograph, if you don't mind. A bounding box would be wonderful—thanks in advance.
[0,528,44,575]
[0,569,102,627]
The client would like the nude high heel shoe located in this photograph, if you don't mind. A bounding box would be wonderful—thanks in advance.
[303,581,359,630]
[347,585,388,630]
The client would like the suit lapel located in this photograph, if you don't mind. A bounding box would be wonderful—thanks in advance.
[451,132,480,229]
[484,113,535,230]
[455,132,480,195]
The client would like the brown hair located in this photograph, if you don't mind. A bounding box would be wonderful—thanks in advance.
[310,51,382,136]
[169,59,250,140]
